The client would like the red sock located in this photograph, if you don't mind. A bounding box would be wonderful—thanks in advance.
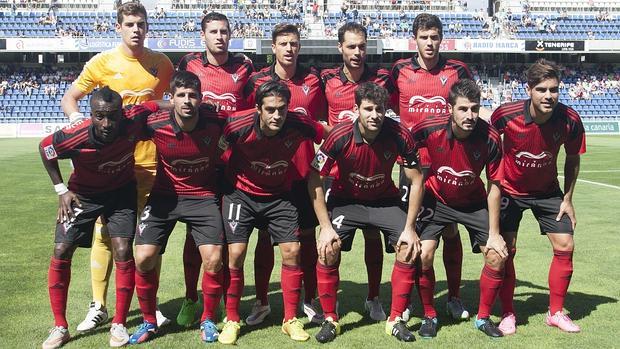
[183,233,202,302]
[135,269,159,324]
[281,264,303,321]
[316,262,339,320]
[112,260,135,325]
[254,232,274,305]
[443,234,463,299]
[417,267,437,318]
[389,261,416,321]
[225,267,244,322]
[364,237,383,300]
[300,235,318,303]
[549,250,573,314]
[48,257,71,328]
[499,248,517,315]
[478,265,504,319]
[201,269,223,322]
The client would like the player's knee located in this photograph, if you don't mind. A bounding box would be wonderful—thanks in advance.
[53,243,75,260]
[484,249,506,269]
[420,249,435,268]
[280,242,301,264]
[134,248,157,272]
[201,246,223,272]
[552,236,574,252]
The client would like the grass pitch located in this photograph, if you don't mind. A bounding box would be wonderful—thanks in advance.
[0,136,618,348]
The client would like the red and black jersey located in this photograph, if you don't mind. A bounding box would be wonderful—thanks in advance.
[224,110,323,197]
[391,54,471,130]
[412,114,503,208]
[311,118,418,201]
[491,100,586,197]
[177,52,254,117]
[245,64,328,180]
[244,64,327,121]
[40,103,157,195]
[144,108,225,197]
[321,64,394,126]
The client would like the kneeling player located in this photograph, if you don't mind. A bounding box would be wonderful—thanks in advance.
[491,59,586,334]
[40,87,159,349]
[308,82,424,343]
[411,79,508,338]
[129,72,227,344]
[220,81,326,344]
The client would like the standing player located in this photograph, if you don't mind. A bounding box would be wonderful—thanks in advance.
[491,59,585,335]
[175,11,254,328]
[40,87,159,349]
[60,1,174,331]
[391,13,472,321]
[320,22,394,320]
[308,82,424,343]
[411,79,508,338]
[243,23,327,325]
[220,82,326,344]
[128,72,227,345]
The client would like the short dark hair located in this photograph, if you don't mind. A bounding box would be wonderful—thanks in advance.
[354,82,388,108]
[527,58,561,88]
[448,79,480,106]
[201,11,230,32]
[256,81,291,108]
[412,13,443,39]
[337,22,367,43]
[91,86,122,108]
[170,71,201,94]
[116,1,147,24]
[272,23,300,43]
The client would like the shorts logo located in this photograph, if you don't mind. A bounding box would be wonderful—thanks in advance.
[301,84,310,96]
[311,150,328,171]
[384,151,393,160]
[98,153,133,174]
[44,144,57,160]
[170,157,210,173]
[284,139,293,148]
[515,151,553,168]
[436,166,476,187]
[62,221,73,232]
[407,95,448,115]
[337,110,356,121]
[553,132,561,142]
[440,76,448,86]
[202,136,212,146]
[473,150,481,161]
[250,160,289,176]
[348,173,386,190]
[138,222,148,236]
[228,220,238,233]
[231,73,240,83]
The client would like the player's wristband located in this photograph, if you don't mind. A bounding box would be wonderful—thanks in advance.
[54,183,69,196]
[68,112,85,123]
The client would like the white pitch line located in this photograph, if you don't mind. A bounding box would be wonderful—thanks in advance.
[559,176,620,190]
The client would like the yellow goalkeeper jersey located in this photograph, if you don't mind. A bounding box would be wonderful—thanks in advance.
[73,45,174,167]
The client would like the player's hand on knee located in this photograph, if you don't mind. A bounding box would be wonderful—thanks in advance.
[317,227,340,264]
[557,199,577,230]
[396,227,421,262]
[485,234,508,259]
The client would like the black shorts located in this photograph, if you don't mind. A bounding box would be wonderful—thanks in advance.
[500,191,574,235]
[54,182,137,248]
[416,193,489,253]
[222,189,300,245]
[327,197,403,253]
[290,180,319,230]
[135,194,224,254]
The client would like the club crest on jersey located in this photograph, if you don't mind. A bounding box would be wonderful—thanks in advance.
[148,66,159,77]
[284,139,293,148]
[44,145,57,160]
[217,136,229,151]
[301,84,310,96]
[202,136,212,146]
[384,151,393,160]
[553,132,561,142]
[440,76,449,86]
[231,73,240,83]
[473,151,481,161]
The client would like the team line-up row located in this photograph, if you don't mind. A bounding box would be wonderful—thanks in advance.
[39,2,586,348]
